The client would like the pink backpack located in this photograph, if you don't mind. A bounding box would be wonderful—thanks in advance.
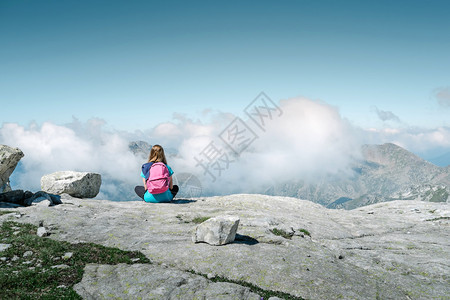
[146,162,170,194]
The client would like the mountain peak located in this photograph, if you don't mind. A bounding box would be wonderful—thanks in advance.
[362,143,426,167]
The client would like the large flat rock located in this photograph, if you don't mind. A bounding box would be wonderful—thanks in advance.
[73,263,260,299]
[1,194,449,299]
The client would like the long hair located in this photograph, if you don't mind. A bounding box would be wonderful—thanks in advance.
[147,144,167,164]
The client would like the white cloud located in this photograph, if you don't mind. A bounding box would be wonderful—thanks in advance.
[1,98,364,198]
[153,122,183,137]
[360,126,450,155]
[0,121,142,200]
[166,98,364,194]
[2,97,449,201]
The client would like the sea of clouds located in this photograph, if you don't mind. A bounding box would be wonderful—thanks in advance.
[1,97,449,201]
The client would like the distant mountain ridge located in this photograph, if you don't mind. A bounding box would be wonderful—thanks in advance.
[128,141,178,159]
[128,141,152,159]
[127,142,450,209]
[266,143,450,209]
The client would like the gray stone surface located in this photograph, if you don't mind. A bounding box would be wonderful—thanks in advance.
[41,171,101,198]
[74,263,261,299]
[193,215,240,245]
[0,145,24,193]
[51,264,69,269]
[1,194,449,299]
[0,243,11,252]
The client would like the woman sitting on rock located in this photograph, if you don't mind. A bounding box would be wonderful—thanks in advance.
[134,144,179,202]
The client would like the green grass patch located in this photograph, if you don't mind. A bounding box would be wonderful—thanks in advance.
[429,188,449,203]
[0,221,150,299]
[191,216,211,224]
[298,228,311,237]
[0,210,14,216]
[426,216,450,222]
[269,228,294,240]
[188,270,304,300]
[175,214,190,223]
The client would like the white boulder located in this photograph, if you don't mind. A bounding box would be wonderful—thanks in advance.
[0,145,24,192]
[37,226,49,237]
[41,171,101,198]
[192,215,240,246]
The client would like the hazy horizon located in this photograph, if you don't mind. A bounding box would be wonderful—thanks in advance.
[3,96,449,201]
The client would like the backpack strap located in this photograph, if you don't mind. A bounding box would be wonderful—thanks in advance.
[142,162,154,180]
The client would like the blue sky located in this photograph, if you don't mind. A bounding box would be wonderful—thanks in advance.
[1,0,449,131]
[1,0,450,198]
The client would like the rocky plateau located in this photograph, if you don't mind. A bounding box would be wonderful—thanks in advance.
[1,194,448,299]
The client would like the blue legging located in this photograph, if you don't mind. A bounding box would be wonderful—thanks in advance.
[134,185,179,203]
